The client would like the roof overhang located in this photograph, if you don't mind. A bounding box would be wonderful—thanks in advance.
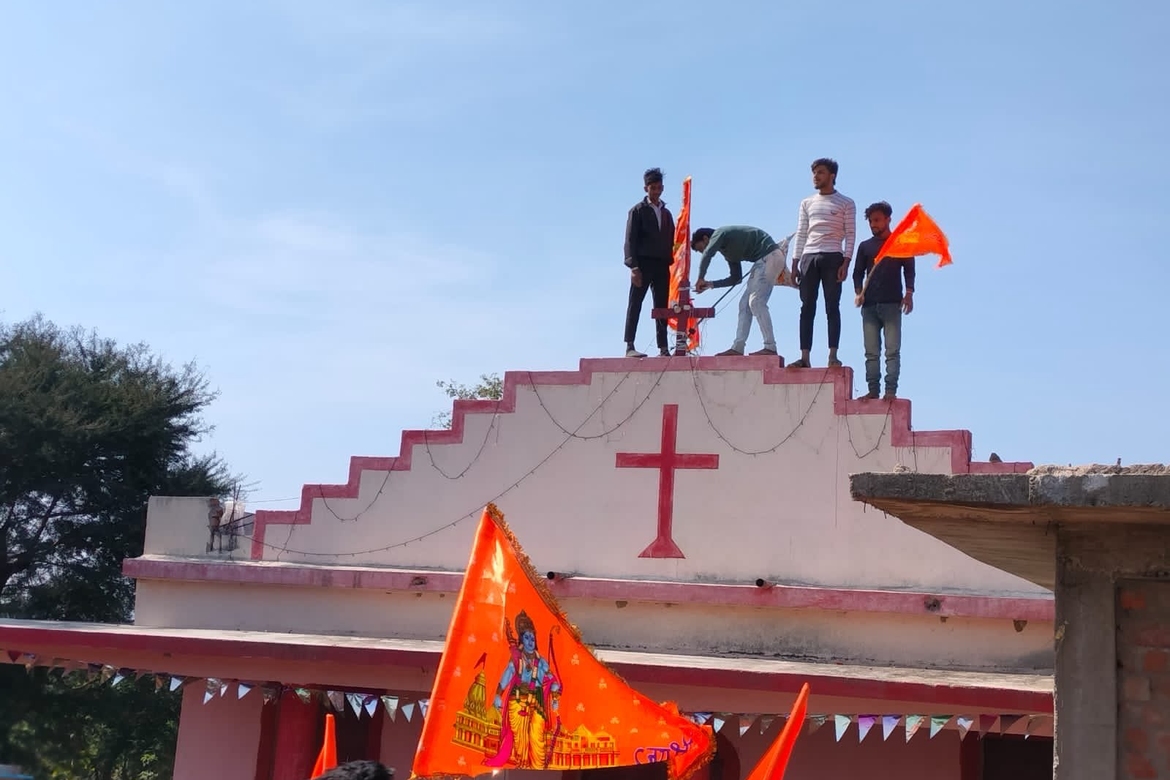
[0,619,1051,715]
[849,469,1170,590]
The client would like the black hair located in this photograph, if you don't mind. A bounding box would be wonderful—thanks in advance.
[811,158,839,177]
[315,760,394,780]
[864,201,893,219]
[691,228,715,245]
[643,168,664,186]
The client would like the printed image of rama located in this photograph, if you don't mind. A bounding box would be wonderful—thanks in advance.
[451,610,620,771]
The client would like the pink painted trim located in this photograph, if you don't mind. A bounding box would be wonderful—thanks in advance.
[0,623,1051,713]
[251,358,1033,559]
[122,558,1054,621]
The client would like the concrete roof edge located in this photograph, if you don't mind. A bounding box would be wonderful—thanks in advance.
[850,470,1170,511]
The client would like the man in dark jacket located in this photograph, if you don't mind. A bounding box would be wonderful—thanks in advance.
[852,201,916,399]
[622,167,675,357]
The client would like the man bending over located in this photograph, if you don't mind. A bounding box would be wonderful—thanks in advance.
[693,225,792,358]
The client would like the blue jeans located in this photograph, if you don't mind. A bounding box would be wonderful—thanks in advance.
[861,303,902,395]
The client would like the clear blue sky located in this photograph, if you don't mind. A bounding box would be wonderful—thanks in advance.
[3,1,1167,506]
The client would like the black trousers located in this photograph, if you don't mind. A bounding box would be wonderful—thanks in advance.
[623,260,670,350]
[798,252,844,350]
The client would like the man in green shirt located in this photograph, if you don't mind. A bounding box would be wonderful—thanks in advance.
[692,225,793,357]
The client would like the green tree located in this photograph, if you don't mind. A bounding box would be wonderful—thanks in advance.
[433,373,504,427]
[0,315,235,779]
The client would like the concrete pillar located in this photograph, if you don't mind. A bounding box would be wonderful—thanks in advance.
[270,690,322,780]
[1053,532,1116,780]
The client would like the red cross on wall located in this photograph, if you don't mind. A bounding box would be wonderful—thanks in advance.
[615,404,720,559]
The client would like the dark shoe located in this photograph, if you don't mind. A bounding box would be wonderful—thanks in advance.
[862,390,880,400]
[827,358,843,368]
[625,348,647,358]
[716,348,744,356]
[657,350,672,357]
[883,391,897,400]
[787,358,811,369]
[750,348,778,356]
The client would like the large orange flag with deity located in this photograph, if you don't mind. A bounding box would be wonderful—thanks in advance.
[411,505,715,780]
[743,684,810,780]
[667,176,699,352]
[874,203,953,268]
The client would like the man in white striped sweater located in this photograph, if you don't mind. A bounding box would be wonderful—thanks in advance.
[788,158,856,369]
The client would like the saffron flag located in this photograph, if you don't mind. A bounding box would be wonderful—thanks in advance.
[743,684,810,780]
[311,713,338,778]
[411,505,715,780]
[874,203,953,269]
[667,176,699,352]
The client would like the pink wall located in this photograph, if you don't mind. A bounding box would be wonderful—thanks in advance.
[173,683,265,780]
[372,706,962,780]
[782,728,959,780]
[379,706,423,776]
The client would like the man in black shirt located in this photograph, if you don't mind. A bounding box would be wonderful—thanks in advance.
[852,201,916,399]
[622,168,675,357]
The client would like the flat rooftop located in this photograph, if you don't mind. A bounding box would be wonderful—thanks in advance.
[849,465,1170,590]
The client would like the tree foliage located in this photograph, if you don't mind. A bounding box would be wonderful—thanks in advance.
[0,316,235,778]
[433,373,504,427]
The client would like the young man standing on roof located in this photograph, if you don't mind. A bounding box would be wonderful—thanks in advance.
[789,158,856,369]
[692,225,793,358]
[853,201,916,399]
[622,167,675,358]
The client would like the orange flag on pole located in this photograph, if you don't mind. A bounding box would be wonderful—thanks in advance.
[411,505,714,780]
[874,203,953,269]
[310,713,338,778]
[667,176,699,352]
[743,684,810,780]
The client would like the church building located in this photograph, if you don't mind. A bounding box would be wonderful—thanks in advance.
[0,356,1055,779]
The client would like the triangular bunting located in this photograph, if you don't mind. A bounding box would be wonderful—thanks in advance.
[262,686,280,705]
[169,676,184,692]
[381,695,399,722]
[326,690,345,713]
[6,650,21,663]
[219,680,229,698]
[364,695,378,718]
[347,692,364,718]
[238,683,253,700]
[929,716,951,739]
[1024,715,1044,740]
[203,679,218,704]
[410,506,715,780]
[739,718,753,737]
[955,717,974,740]
[881,715,900,741]
[857,715,875,743]
[713,716,726,733]
[807,715,827,735]
[758,715,775,735]
[978,715,999,734]
[22,654,39,672]
[834,715,851,742]
[154,674,166,691]
[905,715,925,742]
[111,673,125,687]
[690,712,712,726]
[295,688,312,705]
[1000,715,1024,734]
[100,664,115,682]
[419,698,430,718]
[402,702,415,722]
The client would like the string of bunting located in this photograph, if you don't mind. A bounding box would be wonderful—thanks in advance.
[6,651,1051,743]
